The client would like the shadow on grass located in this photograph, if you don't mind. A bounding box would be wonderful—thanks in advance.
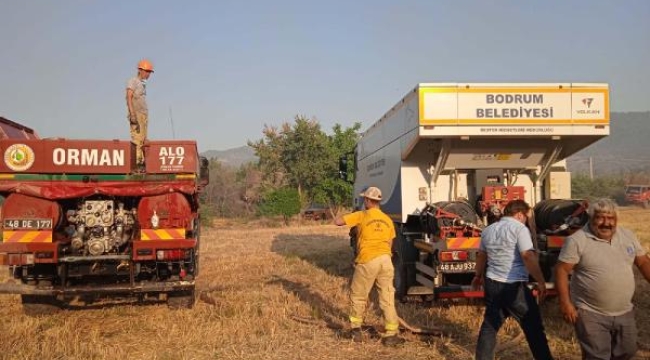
[394,300,484,356]
[60,296,167,311]
[400,299,573,358]
[267,275,349,336]
[271,234,355,278]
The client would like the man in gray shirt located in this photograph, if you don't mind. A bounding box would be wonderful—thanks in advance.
[126,59,154,169]
[556,198,650,359]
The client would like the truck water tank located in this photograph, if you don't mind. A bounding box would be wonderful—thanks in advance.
[1,193,62,231]
[138,193,191,230]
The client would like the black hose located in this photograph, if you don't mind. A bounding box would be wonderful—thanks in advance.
[534,199,588,234]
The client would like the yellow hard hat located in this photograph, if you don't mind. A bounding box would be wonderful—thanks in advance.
[137,59,154,72]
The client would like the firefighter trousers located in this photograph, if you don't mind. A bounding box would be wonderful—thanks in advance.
[349,254,399,336]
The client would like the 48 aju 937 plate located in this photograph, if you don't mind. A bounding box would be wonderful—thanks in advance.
[439,262,476,273]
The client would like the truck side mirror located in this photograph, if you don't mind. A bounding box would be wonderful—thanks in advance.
[338,156,348,181]
[199,157,209,186]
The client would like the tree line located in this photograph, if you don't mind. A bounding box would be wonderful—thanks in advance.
[572,170,650,204]
[200,115,360,224]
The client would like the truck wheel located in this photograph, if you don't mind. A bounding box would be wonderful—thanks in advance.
[392,232,416,301]
[167,290,195,309]
[393,255,407,300]
[21,295,62,316]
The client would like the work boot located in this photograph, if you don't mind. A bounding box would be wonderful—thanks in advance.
[381,335,405,346]
[348,328,364,343]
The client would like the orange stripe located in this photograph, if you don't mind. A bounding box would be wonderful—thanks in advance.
[421,119,576,125]
[167,229,184,238]
[572,119,609,124]
[141,229,159,240]
[446,238,461,249]
[140,229,186,241]
[464,238,480,248]
[32,231,53,242]
[5,231,24,242]
[3,231,53,243]
[419,87,576,93]
[456,87,572,93]
[446,237,480,249]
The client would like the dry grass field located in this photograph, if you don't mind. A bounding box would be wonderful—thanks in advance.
[0,208,649,360]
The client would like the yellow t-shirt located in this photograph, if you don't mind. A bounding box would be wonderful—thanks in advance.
[343,208,396,264]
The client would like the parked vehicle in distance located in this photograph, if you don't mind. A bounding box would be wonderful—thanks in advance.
[302,204,331,221]
[625,184,650,208]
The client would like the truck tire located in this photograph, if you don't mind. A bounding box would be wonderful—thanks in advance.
[21,295,62,316]
[392,254,407,300]
[167,289,195,309]
[392,230,418,301]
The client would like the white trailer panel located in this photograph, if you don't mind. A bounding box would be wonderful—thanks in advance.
[355,83,609,222]
[419,83,608,125]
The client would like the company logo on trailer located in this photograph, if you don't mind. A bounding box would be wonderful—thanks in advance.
[577,97,600,115]
[4,144,35,171]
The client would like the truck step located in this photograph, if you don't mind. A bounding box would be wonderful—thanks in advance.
[407,286,434,296]
[59,255,131,263]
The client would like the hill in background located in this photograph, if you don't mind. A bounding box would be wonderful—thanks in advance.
[201,145,257,167]
[201,112,650,173]
[567,111,650,175]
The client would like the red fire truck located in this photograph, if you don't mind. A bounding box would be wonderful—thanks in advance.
[0,117,208,314]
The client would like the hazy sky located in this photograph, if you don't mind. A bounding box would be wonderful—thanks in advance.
[1,1,648,151]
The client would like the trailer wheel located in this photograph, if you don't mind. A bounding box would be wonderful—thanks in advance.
[392,231,417,301]
[21,295,63,316]
[393,255,407,300]
[167,290,195,309]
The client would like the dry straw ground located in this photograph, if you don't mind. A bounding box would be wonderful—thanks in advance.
[1,209,649,360]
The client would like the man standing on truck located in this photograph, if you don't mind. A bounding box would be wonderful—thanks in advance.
[334,186,405,346]
[126,59,154,169]
[555,198,650,360]
[472,200,554,360]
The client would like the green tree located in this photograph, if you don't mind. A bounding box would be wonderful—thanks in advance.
[249,116,361,217]
[572,174,626,202]
[248,124,288,191]
[281,116,331,198]
[258,187,301,225]
[312,122,361,216]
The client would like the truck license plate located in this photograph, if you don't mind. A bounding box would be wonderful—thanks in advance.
[439,262,476,272]
[3,218,53,230]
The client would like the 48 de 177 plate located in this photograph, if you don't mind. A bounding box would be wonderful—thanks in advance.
[3,218,53,230]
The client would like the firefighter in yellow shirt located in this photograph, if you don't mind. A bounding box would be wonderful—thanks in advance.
[334,186,404,346]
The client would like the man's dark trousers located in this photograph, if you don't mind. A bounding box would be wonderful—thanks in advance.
[476,277,554,360]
